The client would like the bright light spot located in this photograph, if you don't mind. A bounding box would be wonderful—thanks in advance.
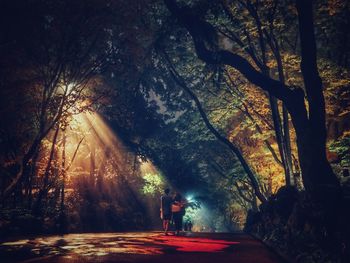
[64,110,130,181]
[186,195,194,202]
[1,240,29,246]
[184,204,229,233]
[140,160,158,174]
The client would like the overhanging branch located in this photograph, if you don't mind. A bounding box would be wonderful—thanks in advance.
[163,0,308,127]
[161,50,267,203]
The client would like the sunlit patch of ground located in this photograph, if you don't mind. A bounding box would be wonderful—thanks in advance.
[0,232,239,261]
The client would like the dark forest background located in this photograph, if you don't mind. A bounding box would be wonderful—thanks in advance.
[0,0,349,262]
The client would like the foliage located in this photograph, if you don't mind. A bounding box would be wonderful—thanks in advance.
[0,2,349,255]
[141,173,165,196]
[329,135,350,167]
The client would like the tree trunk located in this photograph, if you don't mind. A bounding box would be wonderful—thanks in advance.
[268,95,292,186]
[26,150,39,208]
[90,143,96,187]
[3,84,68,200]
[240,104,283,167]
[249,1,293,186]
[246,2,293,187]
[34,126,60,213]
[295,0,341,197]
[272,30,295,186]
[59,132,66,233]
[60,132,66,212]
[3,137,42,200]
[282,104,295,185]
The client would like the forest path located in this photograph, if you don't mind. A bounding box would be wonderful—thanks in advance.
[0,232,287,263]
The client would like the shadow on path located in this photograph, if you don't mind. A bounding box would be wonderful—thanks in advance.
[0,232,287,263]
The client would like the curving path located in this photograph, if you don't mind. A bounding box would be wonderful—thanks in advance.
[0,232,287,263]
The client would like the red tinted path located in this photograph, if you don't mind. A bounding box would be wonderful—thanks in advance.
[0,232,287,263]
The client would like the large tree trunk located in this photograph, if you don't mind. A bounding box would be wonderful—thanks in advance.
[295,0,341,198]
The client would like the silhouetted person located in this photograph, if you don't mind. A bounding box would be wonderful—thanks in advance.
[172,192,186,236]
[188,220,193,232]
[160,188,172,235]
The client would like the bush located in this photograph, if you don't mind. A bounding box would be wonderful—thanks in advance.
[245,186,341,263]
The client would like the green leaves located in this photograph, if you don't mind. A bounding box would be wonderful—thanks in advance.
[329,135,350,167]
[141,172,165,196]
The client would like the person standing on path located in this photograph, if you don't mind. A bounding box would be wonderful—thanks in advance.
[172,192,186,236]
[160,188,172,235]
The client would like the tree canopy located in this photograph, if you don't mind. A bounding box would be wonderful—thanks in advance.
[0,0,349,261]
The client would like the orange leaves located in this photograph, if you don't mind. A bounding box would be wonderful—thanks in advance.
[327,0,347,15]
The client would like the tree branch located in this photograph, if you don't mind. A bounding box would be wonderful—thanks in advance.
[163,0,308,128]
[161,49,267,203]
